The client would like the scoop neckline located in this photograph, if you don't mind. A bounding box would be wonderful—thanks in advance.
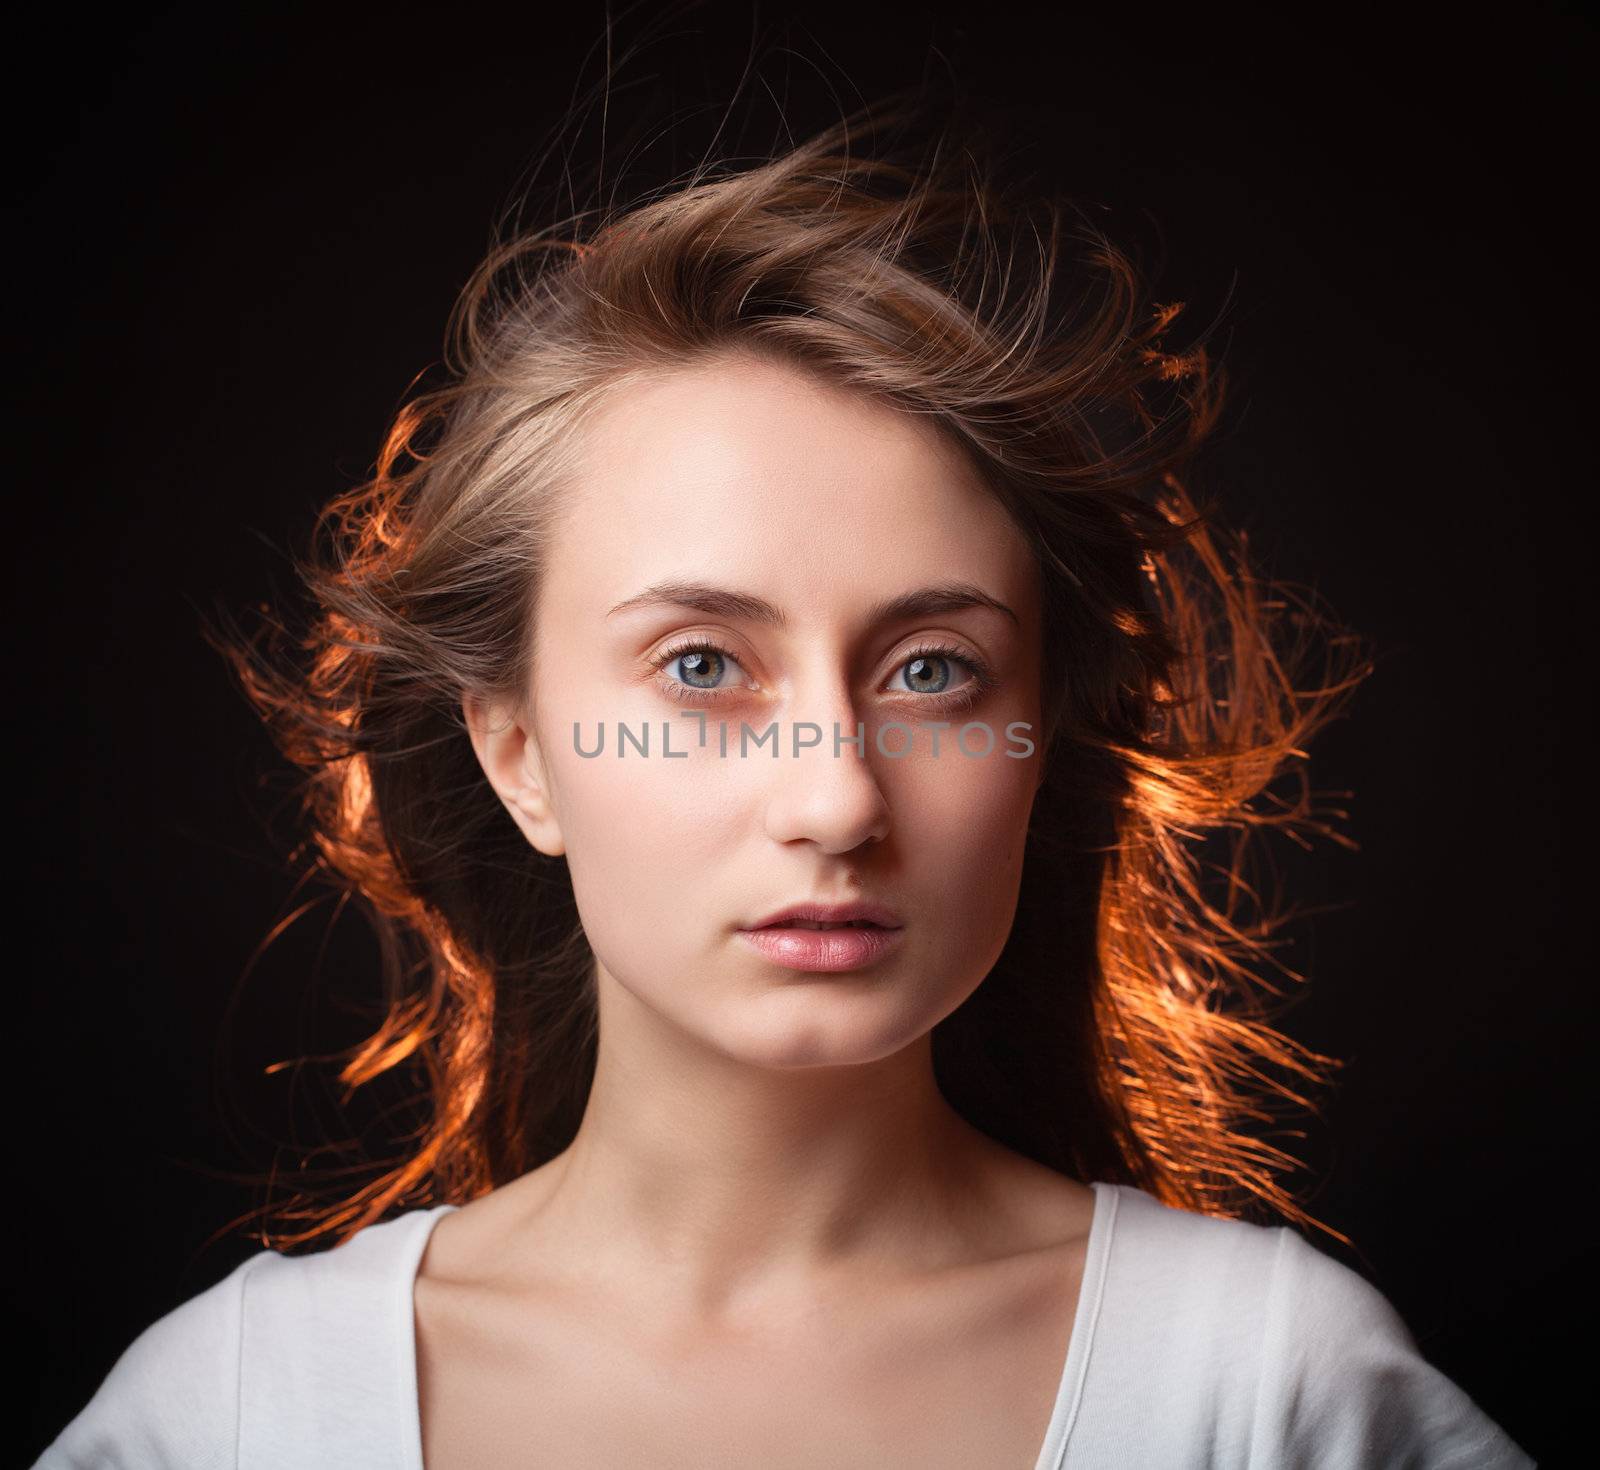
[1032,1179,1118,1469]
[398,1182,1118,1470]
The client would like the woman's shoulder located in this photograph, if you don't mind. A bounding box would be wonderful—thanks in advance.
[1096,1179,1448,1351]
[1079,1182,1535,1467]
[33,1204,456,1470]
[32,1243,261,1469]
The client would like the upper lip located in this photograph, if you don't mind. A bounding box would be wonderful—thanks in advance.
[743,900,904,930]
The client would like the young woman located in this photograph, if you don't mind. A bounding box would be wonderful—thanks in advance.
[36,101,1534,1468]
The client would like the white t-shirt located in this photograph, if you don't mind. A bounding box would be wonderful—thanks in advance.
[34,1180,1535,1468]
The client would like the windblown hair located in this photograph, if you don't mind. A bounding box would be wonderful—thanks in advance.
[210,99,1370,1250]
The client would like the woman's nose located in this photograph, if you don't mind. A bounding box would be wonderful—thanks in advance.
[759,678,892,853]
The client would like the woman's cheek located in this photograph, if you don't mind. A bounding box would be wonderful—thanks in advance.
[905,746,1035,949]
[554,737,737,943]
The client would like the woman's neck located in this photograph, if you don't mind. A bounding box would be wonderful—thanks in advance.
[481,969,1042,1324]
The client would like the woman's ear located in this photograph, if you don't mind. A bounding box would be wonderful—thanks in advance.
[461,693,566,857]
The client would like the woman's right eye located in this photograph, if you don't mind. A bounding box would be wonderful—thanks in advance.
[650,640,751,704]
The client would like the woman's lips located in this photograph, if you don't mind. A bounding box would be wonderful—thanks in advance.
[736,923,905,972]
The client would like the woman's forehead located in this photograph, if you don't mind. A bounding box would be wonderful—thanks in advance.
[546,353,1040,624]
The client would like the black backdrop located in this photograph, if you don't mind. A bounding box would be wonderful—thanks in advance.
[15,2,1584,1462]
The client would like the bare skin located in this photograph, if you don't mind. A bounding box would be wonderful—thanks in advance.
[415,1133,1093,1469]
[427,349,1096,1467]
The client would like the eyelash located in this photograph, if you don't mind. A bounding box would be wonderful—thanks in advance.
[647,638,998,715]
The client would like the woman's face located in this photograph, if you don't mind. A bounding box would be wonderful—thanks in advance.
[485,349,1044,1070]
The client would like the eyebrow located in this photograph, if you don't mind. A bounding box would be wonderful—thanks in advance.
[605,579,1020,629]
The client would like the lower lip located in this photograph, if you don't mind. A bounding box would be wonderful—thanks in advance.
[737,924,905,972]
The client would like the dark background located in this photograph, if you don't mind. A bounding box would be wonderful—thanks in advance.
[15,1,1585,1462]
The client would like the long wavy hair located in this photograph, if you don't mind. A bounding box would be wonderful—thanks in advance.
[207,97,1371,1252]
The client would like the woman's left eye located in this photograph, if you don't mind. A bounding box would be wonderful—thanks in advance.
[886,650,974,698]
